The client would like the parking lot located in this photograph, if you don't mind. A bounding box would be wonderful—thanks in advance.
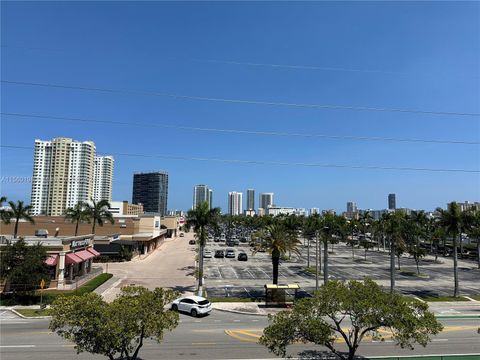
[200,239,480,298]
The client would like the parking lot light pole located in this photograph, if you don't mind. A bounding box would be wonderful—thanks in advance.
[315,231,319,291]
[323,226,329,284]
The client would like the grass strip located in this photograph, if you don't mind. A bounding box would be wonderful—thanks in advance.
[15,308,50,317]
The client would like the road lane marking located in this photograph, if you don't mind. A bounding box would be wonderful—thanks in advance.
[191,342,217,345]
[0,345,36,348]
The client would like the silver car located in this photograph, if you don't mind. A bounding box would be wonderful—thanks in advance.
[204,249,213,258]
[171,296,212,317]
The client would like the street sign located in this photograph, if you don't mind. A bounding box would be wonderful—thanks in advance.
[40,279,46,290]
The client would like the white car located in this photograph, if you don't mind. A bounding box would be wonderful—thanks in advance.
[171,296,212,317]
[204,249,212,258]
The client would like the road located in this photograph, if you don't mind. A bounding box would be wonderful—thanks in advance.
[98,233,197,301]
[1,310,479,359]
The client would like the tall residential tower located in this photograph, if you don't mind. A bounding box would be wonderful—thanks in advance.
[259,192,274,211]
[193,184,212,209]
[246,189,255,210]
[132,171,169,216]
[30,138,113,216]
[228,192,243,216]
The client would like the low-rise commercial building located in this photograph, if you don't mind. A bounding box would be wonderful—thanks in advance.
[109,201,144,217]
[0,234,100,290]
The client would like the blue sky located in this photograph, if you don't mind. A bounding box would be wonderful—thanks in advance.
[1,1,479,213]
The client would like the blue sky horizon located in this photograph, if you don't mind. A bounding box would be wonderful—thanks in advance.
[1,1,479,213]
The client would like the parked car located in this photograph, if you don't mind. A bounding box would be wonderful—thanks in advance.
[233,239,240,246]
[225,248,235,258]
[171,296,212,317]
[213,237,220,242]
[179,233,185,237]
[214,250,225,258]
[189,239,196,245]
[237,252,248,261]
[204,249,212,258]
[226,240,235,247]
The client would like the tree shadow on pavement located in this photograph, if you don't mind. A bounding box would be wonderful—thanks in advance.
[168,285,197,294]
[296,349,367,359]
[177,265,196,276]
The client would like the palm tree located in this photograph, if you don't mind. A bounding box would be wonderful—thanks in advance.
[320,213,338,285]
[65,202,89,236]
[468,210,480,269]
[346,219,358,259]
[385,211,404,292]
[436,202,463,297]
[1,196,12,224]
[407,211,427,275]
[85,199,114,234]
[252,223,302,285]
[8,200,35,238]
[186,201,221,295]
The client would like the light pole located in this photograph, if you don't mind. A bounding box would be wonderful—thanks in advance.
[323,226,329,284]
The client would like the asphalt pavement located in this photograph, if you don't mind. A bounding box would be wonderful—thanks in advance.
[1,309,479,359]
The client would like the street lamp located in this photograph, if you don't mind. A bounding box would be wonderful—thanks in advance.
[323,226,329,284]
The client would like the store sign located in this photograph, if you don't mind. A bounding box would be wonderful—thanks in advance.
[71,239,90,249]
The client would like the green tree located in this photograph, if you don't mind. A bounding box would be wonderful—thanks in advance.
[345,219,358,259]
[252,223,302,284]
[186,201,221,295]
[0,238,49,293]
[467,210,480,269]
[85,199,114,235]
[260,279,443,360]
[64,202,89,236]
[436,202,465,297]
[406,212,427,274]
[0,196,12,223]
[385,212,405,292]
[8,200,35,238]
[320,213,339,284]
[49,286,179,360]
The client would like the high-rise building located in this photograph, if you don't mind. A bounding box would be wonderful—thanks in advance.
[310,208,320,216]
[208,189,213,209]
[132,171,168,216]
[93,156,114,202]
[228,192,243,216]
[388,193,396,210]
[347,201,357,213]
[259,192,274,211]
[193,185,210,209]
[247,189,255,210]
[30,138,111,216]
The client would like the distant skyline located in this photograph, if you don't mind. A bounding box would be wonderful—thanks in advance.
[1,2,479,213]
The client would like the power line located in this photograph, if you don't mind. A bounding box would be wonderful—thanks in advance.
[2,80,478,117]
[185,57,405,75]
[2,112,478,145]
[2,145,478,174]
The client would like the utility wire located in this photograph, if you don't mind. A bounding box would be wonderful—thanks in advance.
[2,80,478,117]
[2,145,478,174]
[2,112,478,145]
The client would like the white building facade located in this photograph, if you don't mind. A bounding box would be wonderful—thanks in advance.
[228,191,243,216]
[31,138,113,216]
[93,156,114,203]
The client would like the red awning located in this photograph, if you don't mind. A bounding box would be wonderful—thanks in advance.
[87,248,101,257]
[65,253,83,265]
[45,255,58,266]
[75,250,95,261]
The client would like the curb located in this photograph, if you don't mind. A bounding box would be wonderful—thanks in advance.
[8,308,52,320]
[212,306,268,317]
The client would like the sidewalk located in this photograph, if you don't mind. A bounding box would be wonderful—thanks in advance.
[213,300,480,317]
